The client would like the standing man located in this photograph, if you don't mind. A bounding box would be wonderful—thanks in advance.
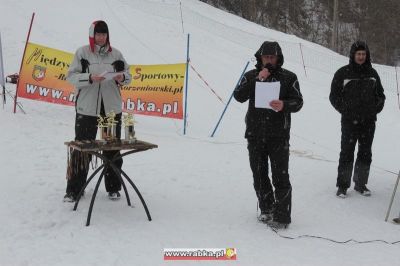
[234,41,303,229]
[330,40,385,198]
[64,20,132,202]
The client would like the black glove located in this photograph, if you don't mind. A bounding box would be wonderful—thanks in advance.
[112,60,125,72]
[80,59,90,73]
[264,63,278,74]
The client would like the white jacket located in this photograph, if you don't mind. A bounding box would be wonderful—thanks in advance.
[67,44,132,116]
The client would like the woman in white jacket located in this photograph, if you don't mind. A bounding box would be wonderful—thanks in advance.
[64,20,132,202]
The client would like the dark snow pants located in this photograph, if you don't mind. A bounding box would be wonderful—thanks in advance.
[336,117,376,189]
[247,137,292,224]
[66,112,123,195]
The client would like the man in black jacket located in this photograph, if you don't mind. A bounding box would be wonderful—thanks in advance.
[234,41,303,229]
[330,40,385,198]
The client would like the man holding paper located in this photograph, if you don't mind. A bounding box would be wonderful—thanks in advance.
[64,20,132,202]
[234,41,303,229]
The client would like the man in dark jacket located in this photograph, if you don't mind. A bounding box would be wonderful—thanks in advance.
[330,40,385,198]
[234,41,303,229]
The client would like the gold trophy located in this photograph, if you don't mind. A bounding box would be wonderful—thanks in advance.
[123,113,136,143]
[106,111,118,141]
[97,115,108,143]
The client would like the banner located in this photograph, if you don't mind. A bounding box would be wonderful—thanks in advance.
[17,42,185,119]
[17,42,75,106]
[122,64,185,119]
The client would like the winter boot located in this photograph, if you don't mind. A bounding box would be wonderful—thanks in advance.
[258,210,273,223]
[63,192,77,202]
[108,191,121,200]
[354,184,371,196]
[266,220,289,230]
[336,187,347,198]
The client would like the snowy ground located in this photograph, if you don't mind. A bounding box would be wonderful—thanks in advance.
[0,0,399,265]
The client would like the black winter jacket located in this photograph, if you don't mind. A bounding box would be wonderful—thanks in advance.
[234,68,303,139]
[234,41,303,139]
[329,41,385,121]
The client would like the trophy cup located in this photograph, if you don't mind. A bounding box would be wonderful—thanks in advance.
[106,111,118,141]
[97,115,108,143]
[123,113,136,143]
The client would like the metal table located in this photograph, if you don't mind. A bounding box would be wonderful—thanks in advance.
[65,140,158,226]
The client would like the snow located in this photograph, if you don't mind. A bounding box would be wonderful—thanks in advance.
[0,0,399,265]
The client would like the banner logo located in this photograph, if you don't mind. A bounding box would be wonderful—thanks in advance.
[32,65,46,81]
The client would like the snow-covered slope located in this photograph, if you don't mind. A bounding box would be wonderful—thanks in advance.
[0,0,399,265]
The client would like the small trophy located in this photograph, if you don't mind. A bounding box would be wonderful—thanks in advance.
[123,113,136,143]
[106,111,118,141]
[97,115,108,143]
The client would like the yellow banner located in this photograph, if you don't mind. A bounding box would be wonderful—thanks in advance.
[122,64,185,119]
[17,42,75,105]
[17,42,185,119]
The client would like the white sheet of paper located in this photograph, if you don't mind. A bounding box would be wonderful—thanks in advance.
[99,71,122,81]
[255,81,281,109]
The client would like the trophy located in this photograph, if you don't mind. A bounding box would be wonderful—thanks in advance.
[106,111,118,141]
[97,115,108,143]
[123,113,136,143]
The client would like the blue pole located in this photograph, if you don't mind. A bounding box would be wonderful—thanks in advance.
[183,33,190,135]
[210,61,249,137]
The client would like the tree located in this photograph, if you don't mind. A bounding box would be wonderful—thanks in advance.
[200,0,399,65]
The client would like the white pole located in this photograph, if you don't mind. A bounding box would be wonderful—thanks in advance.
[179,1,185,34]
[395,65,400,110]
[385,170,400,222]
[0,32,6,107]
[299,43,307,77]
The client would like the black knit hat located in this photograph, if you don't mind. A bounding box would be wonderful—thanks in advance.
[94,21,109,34]
[89,20,112,52]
